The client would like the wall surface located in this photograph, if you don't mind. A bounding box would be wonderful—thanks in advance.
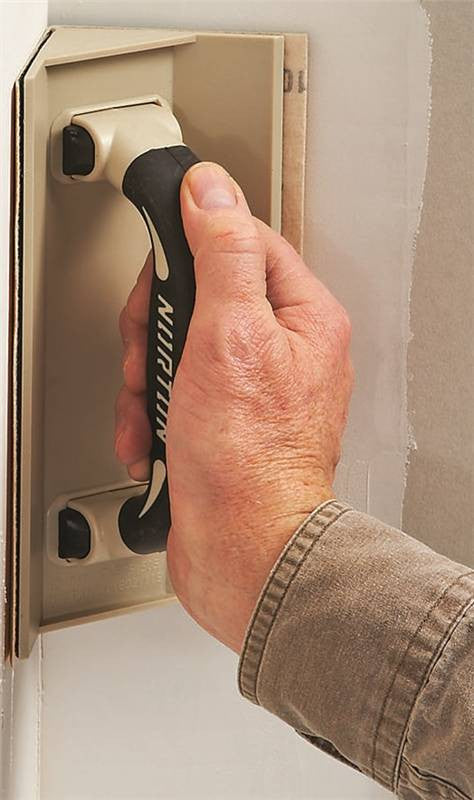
[403,0,473,568]
[0,3,48,798]
[38,1,431,799]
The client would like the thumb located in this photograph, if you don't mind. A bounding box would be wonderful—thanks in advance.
[180,163,267,313]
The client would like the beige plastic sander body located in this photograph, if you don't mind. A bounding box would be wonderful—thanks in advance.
[10,26,307,658]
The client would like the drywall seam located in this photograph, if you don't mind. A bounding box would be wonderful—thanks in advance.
[405,1,433,466]
[398,1,432,509]
[403,0,474,566]
[334,0,432,530]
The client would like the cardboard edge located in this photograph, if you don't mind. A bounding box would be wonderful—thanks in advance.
[281,33,308,255]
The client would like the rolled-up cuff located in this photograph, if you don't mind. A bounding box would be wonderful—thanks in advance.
[238,500,473,792]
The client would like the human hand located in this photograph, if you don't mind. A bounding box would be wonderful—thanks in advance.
[115,163,353,653]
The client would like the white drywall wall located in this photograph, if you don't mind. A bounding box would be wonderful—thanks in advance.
[36,2,430,799]
[0,4,48,797]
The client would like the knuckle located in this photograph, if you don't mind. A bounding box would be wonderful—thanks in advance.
[226,313,275,366]
[125,293,139,325]
[303,301,352,357]
[335,305,352,345]
[297,302,321,332]
[119,306,128,334]
[319,303,352,349]
[187,311,285,396]
[115,384,129,416]
[125,285,147,327]
[195,312,263,366]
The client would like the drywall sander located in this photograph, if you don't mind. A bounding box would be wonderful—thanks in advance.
[12,27,296,657]
[52,98,200,561]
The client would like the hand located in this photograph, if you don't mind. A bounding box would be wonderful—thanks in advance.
[115,163,353,653]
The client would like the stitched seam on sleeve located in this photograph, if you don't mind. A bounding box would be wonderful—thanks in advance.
[393,590,474,792]
[370,571,474,789]
[239,499,341,675]
[238,500,344,694]
[417,599,474,693]
[254,504,350,705]
[238,501,351,704]
[395,597,474,796]
[400,757,472,800]
[400,780,471,800]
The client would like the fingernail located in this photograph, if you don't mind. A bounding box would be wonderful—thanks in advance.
[187,164,237,210]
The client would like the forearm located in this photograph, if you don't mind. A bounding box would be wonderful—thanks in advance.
[238,500,474,799]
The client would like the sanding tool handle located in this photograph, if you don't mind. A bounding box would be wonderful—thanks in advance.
[118,145,200,553]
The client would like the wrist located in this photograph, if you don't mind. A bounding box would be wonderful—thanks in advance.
[167,485,335,655]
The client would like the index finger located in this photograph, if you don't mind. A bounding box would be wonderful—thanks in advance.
[126,250,153,327]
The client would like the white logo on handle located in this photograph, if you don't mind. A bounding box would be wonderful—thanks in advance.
[142,207,169,280]
[139,459,167,518]
[139,211,173,518]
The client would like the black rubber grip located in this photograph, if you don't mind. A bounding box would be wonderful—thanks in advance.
[118,145,200,553]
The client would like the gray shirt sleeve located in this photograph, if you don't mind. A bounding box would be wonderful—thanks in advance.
[238,500,474,799]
